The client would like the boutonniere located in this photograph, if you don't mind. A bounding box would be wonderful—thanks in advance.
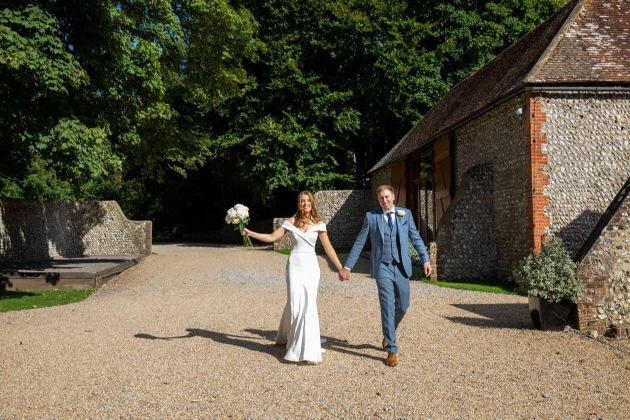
[396,210,406,218]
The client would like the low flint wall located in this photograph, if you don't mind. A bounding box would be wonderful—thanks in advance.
[0,199,152,264]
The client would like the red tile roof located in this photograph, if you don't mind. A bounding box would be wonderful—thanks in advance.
[370,0,630,173]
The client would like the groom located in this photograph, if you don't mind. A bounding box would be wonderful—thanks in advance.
[340,185,432,367]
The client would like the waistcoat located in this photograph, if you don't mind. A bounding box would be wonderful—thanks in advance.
[382,215,401,264]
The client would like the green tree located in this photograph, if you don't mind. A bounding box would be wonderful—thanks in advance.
[410,0,569,86]
[0,0,570,231]
[209,0,446,203]
[204,0,567,204]
[0,0,259,201]
[0,5,103,199]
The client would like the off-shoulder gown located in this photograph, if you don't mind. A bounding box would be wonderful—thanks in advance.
[276,220,326,364]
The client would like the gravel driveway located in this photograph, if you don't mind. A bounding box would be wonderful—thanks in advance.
[1,243,629,419]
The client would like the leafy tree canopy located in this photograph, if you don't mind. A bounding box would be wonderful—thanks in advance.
[0,0,568,230]
[410,0,569,85]
[209,0,448,202]
[0,0,259,200]
[201,0,567,206]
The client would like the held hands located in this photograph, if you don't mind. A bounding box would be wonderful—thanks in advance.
[338,265,429,280]
[338,268,351,282]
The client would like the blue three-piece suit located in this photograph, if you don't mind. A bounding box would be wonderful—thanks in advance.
[344,206,430,354]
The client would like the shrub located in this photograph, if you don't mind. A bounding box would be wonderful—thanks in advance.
[409,241,421,263]
[513,236,580,303]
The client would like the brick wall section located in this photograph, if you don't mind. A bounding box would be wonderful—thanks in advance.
[0,199,152,264]
[273,190,373,250]
[527,95,551,252]
[541,92,630,257]
[577,182,630,337]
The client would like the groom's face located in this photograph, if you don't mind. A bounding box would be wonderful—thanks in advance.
[378,190,395,212]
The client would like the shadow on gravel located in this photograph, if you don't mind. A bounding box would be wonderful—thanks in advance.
[245,329,383,361]
[135,328,387,363]
[135,328,282,359]
[321,337,385,362]
[447,303,532,329]
[245,329,384,362]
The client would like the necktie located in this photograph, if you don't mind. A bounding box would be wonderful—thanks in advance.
[387,212,394,229]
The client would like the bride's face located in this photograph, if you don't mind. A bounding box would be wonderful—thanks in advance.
[299,194,312,215]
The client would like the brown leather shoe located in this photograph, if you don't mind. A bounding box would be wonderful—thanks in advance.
[385,352,397,367]
[382,339,388,350]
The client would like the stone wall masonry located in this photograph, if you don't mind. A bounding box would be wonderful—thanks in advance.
[436,164,497,280]
[370,168,391,203]
[449,95,532,279]
[577,178,630,337]
[273,190,373,251]
[0,199,152,264]
[542,91,630,257]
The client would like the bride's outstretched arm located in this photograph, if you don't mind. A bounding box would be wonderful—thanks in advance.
[241,226,286,244]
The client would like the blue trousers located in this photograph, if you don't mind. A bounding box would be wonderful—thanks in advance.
[376,261,410,354]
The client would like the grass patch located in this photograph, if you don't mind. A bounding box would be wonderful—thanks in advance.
[413,268,521,295]
[0,289,96,313]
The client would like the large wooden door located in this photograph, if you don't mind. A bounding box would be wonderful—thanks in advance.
[410,153,434,243]
[434,136,451,224]
[408,135,451,243]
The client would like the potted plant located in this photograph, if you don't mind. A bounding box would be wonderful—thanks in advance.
[512,236,580,330]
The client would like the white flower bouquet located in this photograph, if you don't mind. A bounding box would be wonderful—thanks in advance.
[225,204,253,247]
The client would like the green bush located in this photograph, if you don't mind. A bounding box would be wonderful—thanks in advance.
[408,241,421,263]
[513,236,580,303]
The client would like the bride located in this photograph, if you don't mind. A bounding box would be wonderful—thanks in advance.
[242,191,345,364]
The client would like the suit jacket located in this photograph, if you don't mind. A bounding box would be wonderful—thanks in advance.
[345,206,430,278]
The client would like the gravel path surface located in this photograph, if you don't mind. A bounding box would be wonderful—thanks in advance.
[1,243,629,419]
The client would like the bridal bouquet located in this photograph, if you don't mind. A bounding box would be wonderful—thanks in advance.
[225,204,253,247]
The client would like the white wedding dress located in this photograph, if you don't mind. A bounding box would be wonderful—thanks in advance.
[276,220,326,364]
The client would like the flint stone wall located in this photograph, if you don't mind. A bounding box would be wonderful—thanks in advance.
[370,169,391,201]
[436,164,496,280]
[428,92,630,280]
[273,190,373,250]
[370,91,630,334]
[542,92,630,256]
[577,178,630,337]
[0,199,152,264]
[446,95,531,279]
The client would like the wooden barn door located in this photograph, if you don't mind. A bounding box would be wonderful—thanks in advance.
[410,152,434,243]
[434,135,451,226]
[408,135,451,243]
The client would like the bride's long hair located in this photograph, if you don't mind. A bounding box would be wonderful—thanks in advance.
[294,190,322,228]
